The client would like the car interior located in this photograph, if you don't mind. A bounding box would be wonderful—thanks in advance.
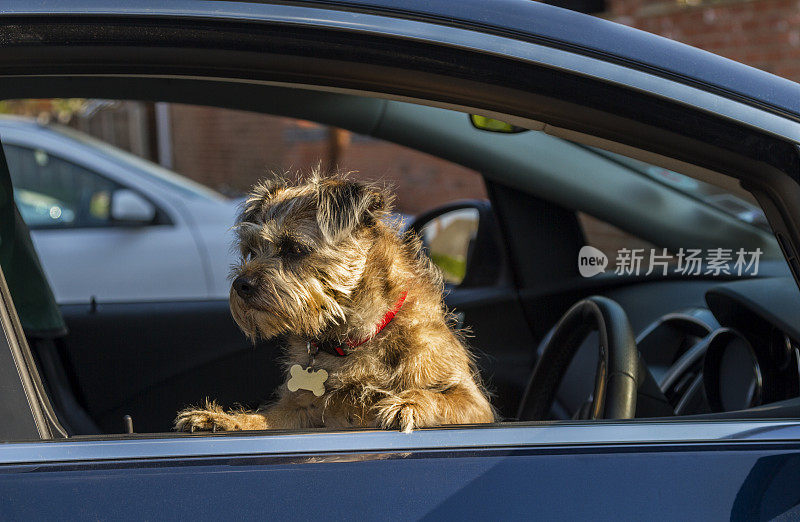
[2,83,800,439]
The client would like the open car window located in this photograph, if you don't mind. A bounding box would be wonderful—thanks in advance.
[0,92,796,442]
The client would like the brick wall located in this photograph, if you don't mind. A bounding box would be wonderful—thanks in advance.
[604,0,800,81]
[169,104,295,195]
[168,103,486,215]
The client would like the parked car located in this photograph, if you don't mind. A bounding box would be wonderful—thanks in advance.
[0,116,241,303]
[1,0,800,520]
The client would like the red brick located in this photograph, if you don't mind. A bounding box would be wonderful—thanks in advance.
[167,104,485,215]
[604,0,800,83]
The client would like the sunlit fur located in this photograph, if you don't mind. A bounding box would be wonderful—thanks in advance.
[175,170,495,433]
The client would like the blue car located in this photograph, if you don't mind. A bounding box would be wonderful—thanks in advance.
[1,0,800,520]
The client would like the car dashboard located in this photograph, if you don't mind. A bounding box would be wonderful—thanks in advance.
[656,277,800,417]
[552,275,800,420]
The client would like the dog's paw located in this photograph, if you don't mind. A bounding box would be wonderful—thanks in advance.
[174,407,237,432]
[174,401,267,432]
[374,391,434,433]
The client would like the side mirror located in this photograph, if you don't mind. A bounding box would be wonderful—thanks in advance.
[409,200,505,287]
[111,189,156,225]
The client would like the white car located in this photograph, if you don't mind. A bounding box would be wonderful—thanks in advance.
[0,116,241,304]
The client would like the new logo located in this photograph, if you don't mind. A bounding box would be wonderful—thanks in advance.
[578,246,608,278]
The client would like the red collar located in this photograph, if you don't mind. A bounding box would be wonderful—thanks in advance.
[310,291,408,357]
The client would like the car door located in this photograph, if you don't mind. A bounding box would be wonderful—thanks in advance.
[2,1,800,520]
[0,138,209,304]
[2,422,800,520]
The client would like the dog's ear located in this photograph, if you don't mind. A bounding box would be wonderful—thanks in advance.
[316,179,388,241]
[239,177,287,223]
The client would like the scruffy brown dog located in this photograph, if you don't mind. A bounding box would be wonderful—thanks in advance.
[174,173,495,433]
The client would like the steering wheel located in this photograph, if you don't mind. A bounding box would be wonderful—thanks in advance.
[517,296,641,420]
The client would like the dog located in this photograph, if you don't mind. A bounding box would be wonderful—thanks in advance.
[174,172,495,433]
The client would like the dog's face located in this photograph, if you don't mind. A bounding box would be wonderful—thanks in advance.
[229,175,389,340]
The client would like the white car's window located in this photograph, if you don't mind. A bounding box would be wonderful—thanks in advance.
[4,144,121,229]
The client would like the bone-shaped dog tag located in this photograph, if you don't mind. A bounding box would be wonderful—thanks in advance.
[287,364,328,397]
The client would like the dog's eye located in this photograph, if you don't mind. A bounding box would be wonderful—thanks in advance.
[279,240,310,260]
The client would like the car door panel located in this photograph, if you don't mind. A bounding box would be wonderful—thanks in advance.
[57,289,530,432]
[57,300,283,434]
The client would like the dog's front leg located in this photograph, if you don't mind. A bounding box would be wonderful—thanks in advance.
[373,384,495,433]
[254,392,323,430]
[174,400,271,432]
[175,393,320,432]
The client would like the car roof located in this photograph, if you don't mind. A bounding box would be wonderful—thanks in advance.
[3,0,799,122]
[296,0,800,119]
[1,1,798,119]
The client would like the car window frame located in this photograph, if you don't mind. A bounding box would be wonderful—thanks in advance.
[0,2,800,451]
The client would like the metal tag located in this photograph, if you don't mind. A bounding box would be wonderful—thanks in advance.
[287,364,328,397]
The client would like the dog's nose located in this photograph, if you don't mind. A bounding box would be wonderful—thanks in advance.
[233,275,257,298]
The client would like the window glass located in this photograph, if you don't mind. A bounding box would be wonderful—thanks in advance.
[166,104,487,214]
[591,148,770,232]
[52,124,225,202]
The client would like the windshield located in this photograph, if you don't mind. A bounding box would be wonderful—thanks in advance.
[589,147,770,232]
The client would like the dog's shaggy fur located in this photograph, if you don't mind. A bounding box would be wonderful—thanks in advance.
[174,172,495,433]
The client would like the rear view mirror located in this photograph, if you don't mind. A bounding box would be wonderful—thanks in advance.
[469,114,527,134]
[111,189,155,225]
